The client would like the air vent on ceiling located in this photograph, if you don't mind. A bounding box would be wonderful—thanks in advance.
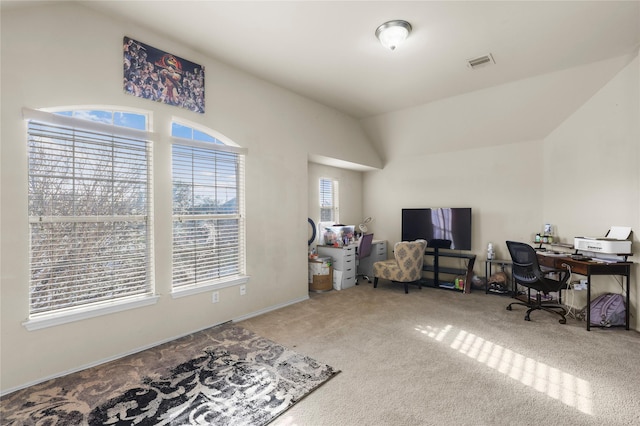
[467,53,495,69]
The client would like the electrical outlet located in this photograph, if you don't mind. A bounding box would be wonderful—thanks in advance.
[240,285,246,296]
[212,291,219,303]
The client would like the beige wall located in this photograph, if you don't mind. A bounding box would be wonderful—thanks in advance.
[362,140,542,260]
[362,53,639,328]
[0,3,378,392]
[307,162,364,248]
[360,54,636,255]
[2,1,638,394]
[542,54,640,316]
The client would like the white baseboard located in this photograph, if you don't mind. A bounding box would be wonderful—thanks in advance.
[232,294,309,322]
[1,294,310,397]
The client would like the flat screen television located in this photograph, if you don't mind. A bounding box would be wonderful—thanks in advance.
[401,208,472,251]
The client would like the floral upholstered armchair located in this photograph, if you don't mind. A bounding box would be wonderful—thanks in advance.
[373,239,427,293]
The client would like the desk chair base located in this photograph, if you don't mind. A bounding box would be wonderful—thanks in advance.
[373,277,422,294]
[507,294,567,324]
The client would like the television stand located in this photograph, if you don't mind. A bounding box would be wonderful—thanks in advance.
[422,247,476,293]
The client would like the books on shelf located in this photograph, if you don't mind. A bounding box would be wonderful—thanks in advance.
[438,282,455,289]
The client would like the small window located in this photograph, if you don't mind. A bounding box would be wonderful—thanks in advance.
[171,121,246,291]
[319,178,339,223]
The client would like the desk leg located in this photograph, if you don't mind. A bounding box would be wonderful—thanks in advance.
[586,276,591,331]
[626,273,630,330]
[485,262,490,294]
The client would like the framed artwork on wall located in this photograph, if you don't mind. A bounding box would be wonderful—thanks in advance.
[123,36,205,113]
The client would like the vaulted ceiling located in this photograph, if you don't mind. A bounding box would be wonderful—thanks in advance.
[2,0,638,170]
[74,0,640,119]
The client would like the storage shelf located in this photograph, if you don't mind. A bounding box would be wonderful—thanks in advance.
[419,278,462,291]
[422,248,476,293]
[423,265,467,276]
[425,250,475,260]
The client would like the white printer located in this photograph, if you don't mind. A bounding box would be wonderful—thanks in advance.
[574,226,632,255]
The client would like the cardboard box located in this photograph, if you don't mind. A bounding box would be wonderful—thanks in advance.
[310,265,333,292]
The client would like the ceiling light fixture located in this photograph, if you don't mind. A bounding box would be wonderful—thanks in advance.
[375,20,412,50]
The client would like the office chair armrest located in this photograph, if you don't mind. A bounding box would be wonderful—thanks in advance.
[541,266,566,274]
[542,266,571,285]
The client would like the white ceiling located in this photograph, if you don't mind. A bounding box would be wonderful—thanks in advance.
[79,0,640,119]
[9,1,640,120]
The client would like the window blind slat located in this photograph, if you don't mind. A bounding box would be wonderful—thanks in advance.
[27,114,153,317]
[171,132,245,290]
[319,178,338,223]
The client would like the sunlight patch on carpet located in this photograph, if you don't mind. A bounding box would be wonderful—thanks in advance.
[415,324,593,415]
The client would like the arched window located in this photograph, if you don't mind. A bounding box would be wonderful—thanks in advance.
[171,120,246,292]
[24,107,154,322]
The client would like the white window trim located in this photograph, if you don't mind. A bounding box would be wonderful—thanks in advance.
[171,136,248,154]
[23,295,160,331]
[319,177,339,224]
[170,125,247,293]
[23,107,155,326]
[171,117,241,148]
[171,275,251,299]
[22,107,153,140]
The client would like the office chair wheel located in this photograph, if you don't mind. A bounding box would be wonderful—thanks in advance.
[524,314,531,321]
[506,305,512,311]
[559,317,567,324]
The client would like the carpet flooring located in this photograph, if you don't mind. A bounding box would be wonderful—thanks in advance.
[0,324,339,425]
[241,280,640,426]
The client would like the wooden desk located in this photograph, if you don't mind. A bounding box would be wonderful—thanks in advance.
[537,254,632,330]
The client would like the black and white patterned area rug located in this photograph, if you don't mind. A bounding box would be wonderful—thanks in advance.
[1,324,340,425]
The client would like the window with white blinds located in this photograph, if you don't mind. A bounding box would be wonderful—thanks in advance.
[171,123,246,291]
[25,108,153,317]
[320,178,338,223]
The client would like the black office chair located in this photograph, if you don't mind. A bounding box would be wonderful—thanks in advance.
[355,233,374,284]
[505,240,571,324]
